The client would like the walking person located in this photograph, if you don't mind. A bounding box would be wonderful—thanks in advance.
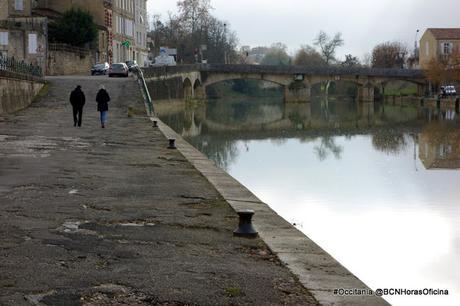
[69,85,86,127]
[96,85,110,128]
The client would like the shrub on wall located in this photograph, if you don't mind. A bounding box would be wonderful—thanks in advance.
[48,8,97,47]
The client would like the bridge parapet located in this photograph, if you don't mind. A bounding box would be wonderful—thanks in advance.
[142,64,426,79]
[142,64,202,78]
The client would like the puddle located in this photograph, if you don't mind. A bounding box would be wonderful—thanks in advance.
[62,221,82,233]
[120,222,155,227]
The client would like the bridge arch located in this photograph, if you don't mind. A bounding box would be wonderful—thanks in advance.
[193,79,205,99]
[183,77,193,101]
[379,79,428,97]
[202,73,291,88]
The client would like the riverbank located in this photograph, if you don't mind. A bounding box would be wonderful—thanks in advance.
[0,76,317,305]
[156,117,389,306]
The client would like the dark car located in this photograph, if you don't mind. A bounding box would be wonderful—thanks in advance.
[125,60,139,72]
[108,63,129,77]
[91,62,109,75]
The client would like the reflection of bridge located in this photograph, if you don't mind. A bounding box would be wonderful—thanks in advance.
[156,99,426,141]
[142,64,427,103]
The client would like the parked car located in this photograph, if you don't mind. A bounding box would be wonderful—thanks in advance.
[91,62,109,75]
[125,60,139,72]
[440,85,457,97]
[108,63,129,77]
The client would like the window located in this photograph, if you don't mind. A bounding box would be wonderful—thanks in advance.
[0,32,8,45]
[442,42,453,55]
[426,41,429,56]
[15,0,24,10]
[125,19,133,36]
[28,33,37,54]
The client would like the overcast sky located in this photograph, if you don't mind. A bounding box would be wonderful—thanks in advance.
[147,0,460,60]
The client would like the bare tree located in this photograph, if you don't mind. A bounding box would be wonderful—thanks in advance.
[371,41,407,68]
[147,1,237,64]
[341,54,360,67]
[314,31,344,65]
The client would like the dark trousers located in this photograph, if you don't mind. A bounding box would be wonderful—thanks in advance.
[72,106,83,127]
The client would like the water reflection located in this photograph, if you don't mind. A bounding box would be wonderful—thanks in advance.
[158,96,460,306]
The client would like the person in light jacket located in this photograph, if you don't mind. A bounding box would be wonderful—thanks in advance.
[96,85,110,128]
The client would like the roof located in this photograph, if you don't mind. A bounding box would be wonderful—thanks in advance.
[427,28,460,40]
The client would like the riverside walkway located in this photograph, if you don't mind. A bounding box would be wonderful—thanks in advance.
[0,76,317,305]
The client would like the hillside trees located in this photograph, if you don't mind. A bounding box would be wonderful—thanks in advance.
[293,45,326,67]
[261,43,291,65]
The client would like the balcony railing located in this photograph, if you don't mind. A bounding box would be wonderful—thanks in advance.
[0,54,43,78]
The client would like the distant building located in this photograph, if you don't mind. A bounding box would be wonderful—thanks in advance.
[419,28,460,69]
[0,0,48,71]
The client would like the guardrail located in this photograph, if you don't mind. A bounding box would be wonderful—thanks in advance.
[132,67,154,116]
[141,64,426,79]
[0,54,43,78]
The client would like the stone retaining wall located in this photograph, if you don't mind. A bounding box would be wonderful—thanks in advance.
[47,49,94,76]
[0,71,44,114]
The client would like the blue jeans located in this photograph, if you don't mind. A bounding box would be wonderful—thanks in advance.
[100,111,108,124]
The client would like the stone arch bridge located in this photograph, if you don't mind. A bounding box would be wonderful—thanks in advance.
[141,64,427,103]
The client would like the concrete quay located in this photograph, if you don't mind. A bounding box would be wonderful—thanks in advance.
[0,76,388,305]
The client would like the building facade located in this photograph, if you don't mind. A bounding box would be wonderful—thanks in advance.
[112,0,134,63]
[419,28,460,69]
[0,0,48,71]
[134,0,147,66]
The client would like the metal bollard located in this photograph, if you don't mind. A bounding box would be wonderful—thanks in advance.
[168,138,176,149]
[152,120,158,128]
[233,210,258,238]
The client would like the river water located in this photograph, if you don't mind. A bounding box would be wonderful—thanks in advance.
[157,96,460,306]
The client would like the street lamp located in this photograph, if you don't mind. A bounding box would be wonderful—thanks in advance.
[414,29,420,60]
[414,29,420,50]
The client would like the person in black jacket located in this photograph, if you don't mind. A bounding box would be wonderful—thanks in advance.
[69,85,86,127]
[96,85,111,128]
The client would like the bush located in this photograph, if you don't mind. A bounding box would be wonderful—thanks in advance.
[49,9,97,47]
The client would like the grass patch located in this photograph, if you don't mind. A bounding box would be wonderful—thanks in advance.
[32,82,50,103]
[225,287,242,297]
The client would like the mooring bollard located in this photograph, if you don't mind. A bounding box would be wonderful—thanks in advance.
[168,138,176,149]
[233,210,258,238]
[152,120,158,128]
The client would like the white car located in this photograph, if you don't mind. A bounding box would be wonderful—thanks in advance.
[441,85,457,97]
